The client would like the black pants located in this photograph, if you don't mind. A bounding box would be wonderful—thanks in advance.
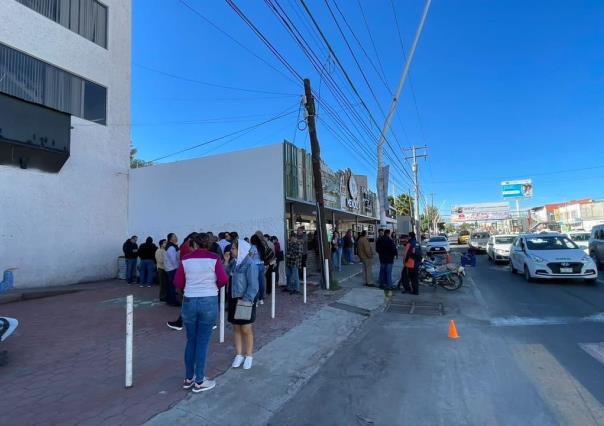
[158,268,167,301]
[275,260,281,286]
[299,254,308,279]
[265,264,274,294]
[408,267,419,295]
[400,267,411,293]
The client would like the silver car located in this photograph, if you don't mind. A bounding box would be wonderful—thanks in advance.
[589,224,604,271]
[469,232,490,252]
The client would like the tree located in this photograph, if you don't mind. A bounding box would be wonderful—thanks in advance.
[391,194,415,217]
[420,205,440,233]
[130,144,152,169]
[444,223,456,234]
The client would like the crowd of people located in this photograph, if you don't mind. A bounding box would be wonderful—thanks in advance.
[330,228,422,298]
[121,227,311,392]
[121,225,421,392]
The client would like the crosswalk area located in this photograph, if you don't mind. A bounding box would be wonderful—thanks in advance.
[514,343,604,426]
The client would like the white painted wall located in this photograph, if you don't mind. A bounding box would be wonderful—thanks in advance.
[0,1,131,288]
[129,143,286,248]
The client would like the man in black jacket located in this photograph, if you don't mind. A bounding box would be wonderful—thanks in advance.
[376,230,398,295]
[123,236,138,285]
[138,237,158,288]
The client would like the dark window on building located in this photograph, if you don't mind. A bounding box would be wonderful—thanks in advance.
[0,92,71,172]
[0,42,107,125]
[16,0,108,48]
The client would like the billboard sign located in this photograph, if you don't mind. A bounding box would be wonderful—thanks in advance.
[501,179,533,199]
[451,202,511,223]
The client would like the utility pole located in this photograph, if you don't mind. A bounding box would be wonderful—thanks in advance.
[404,146,428,237]
[376,0,432,229]
[429,192,436,235]
[303,78,330,289]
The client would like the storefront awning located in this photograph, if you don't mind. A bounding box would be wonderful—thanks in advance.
[286,198,378,223]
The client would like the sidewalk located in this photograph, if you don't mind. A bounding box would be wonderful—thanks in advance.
[146,262,387,426]
[0,278,348,426]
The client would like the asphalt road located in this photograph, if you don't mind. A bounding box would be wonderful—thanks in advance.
[268,248,604,426]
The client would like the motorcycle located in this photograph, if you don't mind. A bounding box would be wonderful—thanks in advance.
[418,258,465,291]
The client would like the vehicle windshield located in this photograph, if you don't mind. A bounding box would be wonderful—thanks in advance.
[429,237,447,242]
[526,236,578,250]
[472,233,489,239]
[494,236,515,244]
[459,230,470,236]
[568,233,590,242]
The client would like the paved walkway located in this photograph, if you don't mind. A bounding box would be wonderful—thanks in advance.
[0,278,347,426]
[146,265,387,426]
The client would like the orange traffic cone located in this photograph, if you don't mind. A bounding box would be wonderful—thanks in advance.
[448,320,459,339]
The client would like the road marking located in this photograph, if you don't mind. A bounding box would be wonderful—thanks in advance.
[491,313,604,327]
[580,343,604,366]
[514,344,604,426]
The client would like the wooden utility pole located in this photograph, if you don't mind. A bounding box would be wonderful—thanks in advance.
[304,78,330,289]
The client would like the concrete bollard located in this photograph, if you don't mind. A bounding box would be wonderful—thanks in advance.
[219,286,225,343]
[324,259,330,290]
[125,294,133,388]
[271,271,276,319]
[303,267,307,304]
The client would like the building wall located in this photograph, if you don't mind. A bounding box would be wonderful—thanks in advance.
[0,1,131,288]
[128,143,286,246]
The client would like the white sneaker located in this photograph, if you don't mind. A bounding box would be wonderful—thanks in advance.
[192,378,215,393]
[243,356,253,370]
[232,354,245,368]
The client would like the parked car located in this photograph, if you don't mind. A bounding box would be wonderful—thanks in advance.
[565,231,590,255]
[424,236,450,255]
[448,233,459,244]
[458,230,470,245]
[469,232,490,252]
[486,235,516,262]
[589,224,604,271]
[510,233,598,283]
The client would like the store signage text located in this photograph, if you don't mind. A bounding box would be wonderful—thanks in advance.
[347,199,359,209]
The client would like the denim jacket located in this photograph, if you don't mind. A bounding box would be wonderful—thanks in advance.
[226,255,259,302]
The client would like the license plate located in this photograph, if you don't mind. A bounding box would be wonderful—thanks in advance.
[560,267,573,273]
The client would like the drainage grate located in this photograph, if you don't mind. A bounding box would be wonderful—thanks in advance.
[329,302,371,316]
[386,301,444,316]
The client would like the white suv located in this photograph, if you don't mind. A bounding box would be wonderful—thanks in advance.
[510,233,598,283]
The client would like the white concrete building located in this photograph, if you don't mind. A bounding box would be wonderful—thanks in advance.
[129,141,379,258]
[0,0,131,288]
[129,143,287,245]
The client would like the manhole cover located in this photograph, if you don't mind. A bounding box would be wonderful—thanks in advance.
[386,301,444,315]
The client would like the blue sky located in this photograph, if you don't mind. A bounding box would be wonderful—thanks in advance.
[132,0,604,216]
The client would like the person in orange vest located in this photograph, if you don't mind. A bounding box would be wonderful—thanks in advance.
[404,232,422,295]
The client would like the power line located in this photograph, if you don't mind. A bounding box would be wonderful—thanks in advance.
[226,0,414,188]
[298,0,416,184]
[177,0,301,88]
[148,107,298,162]
[133,62,298,96]
[432,165,604,185]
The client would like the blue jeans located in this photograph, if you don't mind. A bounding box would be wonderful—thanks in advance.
[140,259,155,285]
[344,248,354,264]
[166,269,178,305]
[286,265,300,292]
[379,263,394,289]
[332,249,342,271]
[126,259,137,283]
[256,264,265,300]
[181,296,217,382]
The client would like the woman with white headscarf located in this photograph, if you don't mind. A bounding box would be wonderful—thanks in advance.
[224,238,259,370]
